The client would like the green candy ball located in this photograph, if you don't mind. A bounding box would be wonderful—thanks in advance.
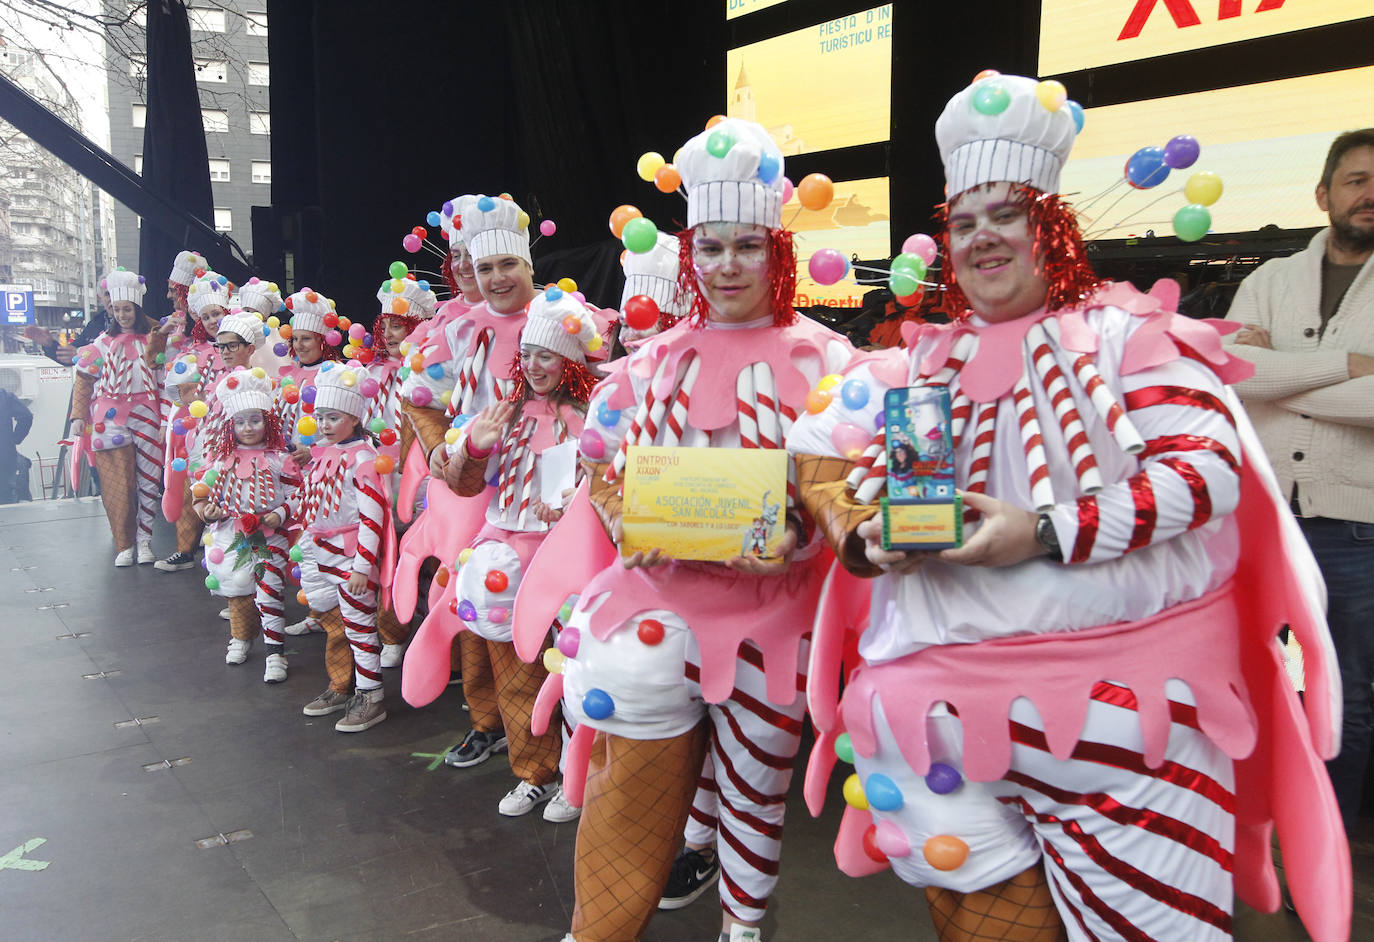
[834,732,854,764]
[388,260,408,280]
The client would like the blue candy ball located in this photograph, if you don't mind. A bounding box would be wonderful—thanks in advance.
[426,364,444,379]
[477,196,496,212]
[426,211,442,227]
[865,773,904,812]
[841,379,869,410]
[582,688,615,720]
[171,458,187,472]
[597,403,621,427]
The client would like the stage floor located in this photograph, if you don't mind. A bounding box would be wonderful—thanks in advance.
[1,497,1367,941]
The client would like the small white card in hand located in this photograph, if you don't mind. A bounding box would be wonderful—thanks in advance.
[539,441,579,509]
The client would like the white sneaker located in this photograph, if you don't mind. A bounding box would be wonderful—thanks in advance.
[380,643,405,668]
[225,638,251,665]
[114,548,135,567]
[218,607,230,621]
[263,652,288,683]
[725,927,762,942]
[498,780,555,817]
[136,540,154,564]
[284,615,324,636]
[542,784,581,823]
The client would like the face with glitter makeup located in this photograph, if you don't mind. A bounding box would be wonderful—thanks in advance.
[316,408,359,444]
[520,345,565,396]
[947,182,1050,323]
[691,222,772,324]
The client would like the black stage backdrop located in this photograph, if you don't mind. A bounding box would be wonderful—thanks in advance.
[261,0,1039,322]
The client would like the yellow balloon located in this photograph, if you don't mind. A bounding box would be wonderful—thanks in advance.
[817,373,843,392]
[251,366,266,378]
[1036,79,1067,112]
[445,428,460,444]
[266,316,279,328]
[201,532,215,547]
[557,277,578,293]
[842,773,869,810]
[297,415,317,436]
[588,335,603,352]
[439,389,453,406]
[458,547,474,565]
[188,400,209,418]
[542,648,566,674]
[1184,171,1223,207]
[636,151,665,183]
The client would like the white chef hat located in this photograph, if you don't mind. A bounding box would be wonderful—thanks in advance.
[460,195,532,264]
[677,117,786,229]
[103,267,146,305]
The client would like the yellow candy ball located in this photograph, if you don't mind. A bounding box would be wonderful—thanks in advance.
[266,316,280,328]
[439,389,453,405]
[516,210,530,230]
[188,400,209,418]
[543,649,566,674]
[1035,79,1067,112]
[445,428,460,445]
[341,371,356,386]
[458,547,474,565]
[391,279,406,293]
[557,277,578,293]
[817,373,843,392]
[588,335,603,352]
[842,773,869,810]
[201,532,214,547]
[251,367,266,378]
[297,415,317,436]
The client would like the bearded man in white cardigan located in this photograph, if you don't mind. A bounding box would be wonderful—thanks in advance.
[1227,127,1374,830]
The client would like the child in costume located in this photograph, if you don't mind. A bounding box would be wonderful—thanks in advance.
[546,118,854,942]
[193,364,300,682]
[788,73,1348,942]
[289,363,393,732]
[366,271,437,666]
[68,268,162,567]
[434,288,601,818]
[156,268,234,572]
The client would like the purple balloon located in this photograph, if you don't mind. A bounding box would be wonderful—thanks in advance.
[301,386,317,404]
[273,342,288,357]
[1163,134,1200,170]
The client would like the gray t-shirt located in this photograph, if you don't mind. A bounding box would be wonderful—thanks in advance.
[1319,258,1363,338]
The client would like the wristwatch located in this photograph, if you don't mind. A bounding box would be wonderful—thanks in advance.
[1035,513,1063,562]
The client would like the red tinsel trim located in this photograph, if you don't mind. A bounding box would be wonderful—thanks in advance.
[674,227,799,329]
[191,319,211,344]
[210,410,288,463]
[170,282,189,314]
[934,185,1102,320]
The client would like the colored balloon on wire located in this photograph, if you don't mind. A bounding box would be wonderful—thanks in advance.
[889,270,921,297]
[781,176,795,203]
[891,253,928,283]
[1172,204,1211,242]
[621,216,659,254]
[608,204,642,239]
[622,295,660,331]
[1163,135,1200,169]
[808,248,849,286]
[798,173,834,211]
[402,234,421,253]
[389,260,408,279]
[901,233,938,266]
[1184,170,1223,206]
[1125,147,1169,189]
[540,219,557,237]
[654,164,681,193]
[636,151,665,182]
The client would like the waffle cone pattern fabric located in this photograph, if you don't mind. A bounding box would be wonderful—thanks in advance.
[228,595,262,642]
[92,446,136,550]
[489,639,561,784]
[460,629,499,731]
[320,607,354,694]
[926,864,1066,942]
[570,725,708,941]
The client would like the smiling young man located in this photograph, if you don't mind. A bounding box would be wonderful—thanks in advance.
[554,117,853,942]
[1226,129,1374,831]
[789,74,1347,941]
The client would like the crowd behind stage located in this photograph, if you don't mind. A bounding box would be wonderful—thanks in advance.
[31,74,1374,942]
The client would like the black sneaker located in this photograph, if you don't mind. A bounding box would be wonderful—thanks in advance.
[154,551,196,572]
[658,848,719,910]
[443,728,508,768]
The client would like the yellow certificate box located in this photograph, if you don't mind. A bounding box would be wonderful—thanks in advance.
[881,496,963,551]
[622,446,789,563]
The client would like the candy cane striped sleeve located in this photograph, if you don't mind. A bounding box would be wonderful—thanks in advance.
[352,465,387,579]
[1051,356,1242,565]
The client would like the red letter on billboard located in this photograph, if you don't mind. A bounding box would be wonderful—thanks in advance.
[1118,0,1202,40]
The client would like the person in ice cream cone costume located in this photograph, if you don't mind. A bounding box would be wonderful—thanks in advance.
[192,366,301,682]
[364,268,436,666]
[393,193,541,750]
[787,73,1350,942]
[275,288,343,467]
[417,286,601,819]
[547,118,854,942]
[68,268,163,567]
[145,250,208,430]
[154,269,236,571]
[287,363,395,732]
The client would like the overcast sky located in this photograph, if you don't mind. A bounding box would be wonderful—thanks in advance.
[5,0,113,149]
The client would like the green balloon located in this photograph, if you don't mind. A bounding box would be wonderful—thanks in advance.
[972,83,1011,116]
[622,216,658,254]
[706,129,735,158]
[289,545,303,562]
[891,253,927,282]
[888,270,920,296]
[834,732,854,765]
[205,574,219,591]
[558,603,573,623]
[203,469,218,485]
[388,260,408,280]
[369,417,385,434]
[1172,204,1211,242]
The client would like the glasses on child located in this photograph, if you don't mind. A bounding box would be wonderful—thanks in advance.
[214,341,247,353]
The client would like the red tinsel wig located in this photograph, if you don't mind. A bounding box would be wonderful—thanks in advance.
[934,184,1102,320]
[675,226,799,329]
[169,282,190,329]
[504,347,598,410]
[209,409,287,462]
[371,313,421,359]
[442,248,462,298]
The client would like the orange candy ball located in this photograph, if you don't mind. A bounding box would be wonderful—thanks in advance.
[922,835,970,871]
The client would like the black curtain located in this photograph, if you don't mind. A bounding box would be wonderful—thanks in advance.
[137,0,222,312]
